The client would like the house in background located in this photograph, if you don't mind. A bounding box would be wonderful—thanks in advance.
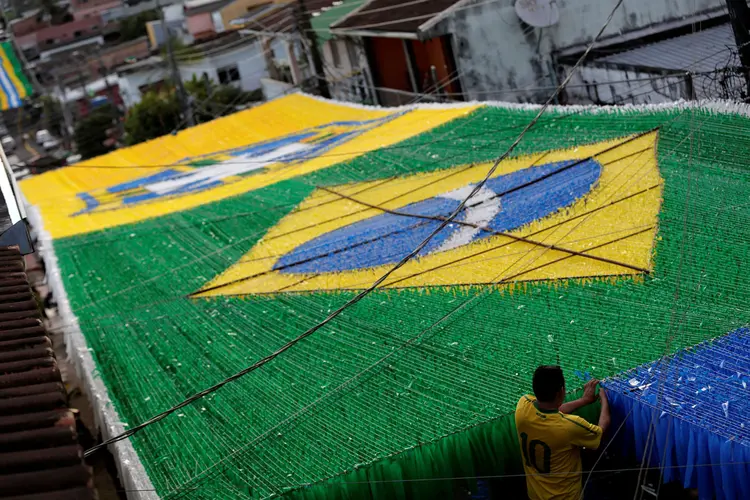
[425,0,728,104]
[53,75,124,117]
[145,2,194,49]
[566,21,741,104]
[184,0,268,40]
[70,0,121,21]
[117,31,268,107]
[11,10,106,60]
[309,0,377,105]
[331,0,465,106]
[32,35,150,89]
[232,0,319,94]
[100,0,182,24]
[308,0,729,106]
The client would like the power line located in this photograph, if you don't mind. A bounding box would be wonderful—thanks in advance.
[170,114,678,500]
[83,0,626,460]
[193,134,655,297]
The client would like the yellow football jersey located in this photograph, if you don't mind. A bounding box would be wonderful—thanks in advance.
[515,395,602,500]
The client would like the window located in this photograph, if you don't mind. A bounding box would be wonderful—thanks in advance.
[330,40,341,68]
[217,65,240,84]
[74,31,82,38]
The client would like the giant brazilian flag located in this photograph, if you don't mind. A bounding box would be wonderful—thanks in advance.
[20,94,750,499]
[0,41,32,110]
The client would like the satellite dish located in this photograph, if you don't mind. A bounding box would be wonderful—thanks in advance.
[515,0,560,28]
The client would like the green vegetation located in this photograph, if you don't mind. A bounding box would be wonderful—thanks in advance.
[74,104,118,159]
[123,76,262,145]
[118,9,159,42]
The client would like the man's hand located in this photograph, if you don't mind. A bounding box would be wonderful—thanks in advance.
[582,379,599,405]
[558,379,600,414]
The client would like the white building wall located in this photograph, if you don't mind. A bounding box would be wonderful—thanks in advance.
[117,66,168,108]
[179,39,268,92]
[119,40,268,108]
[565,65,689,105]
[433,0,727,103]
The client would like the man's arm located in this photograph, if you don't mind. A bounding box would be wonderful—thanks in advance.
[597,388,610,435]
[559,379,598,414]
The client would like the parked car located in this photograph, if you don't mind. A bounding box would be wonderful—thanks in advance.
[42,138,60,151]
[66,153,82,165]
[35,129,52,144]
[12,167,30,180]
[7,154,22,168]
[1,135,16,151]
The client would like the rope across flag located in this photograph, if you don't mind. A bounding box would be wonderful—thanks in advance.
[20,95,750,499]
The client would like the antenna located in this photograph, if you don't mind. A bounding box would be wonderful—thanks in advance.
[514,0,560,28]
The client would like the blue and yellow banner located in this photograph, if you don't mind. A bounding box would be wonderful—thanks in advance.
[22,94,475,238]
[0,41,32,110]
[197,132,662,296]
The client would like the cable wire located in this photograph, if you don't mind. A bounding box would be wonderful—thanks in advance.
[82,0,627,460]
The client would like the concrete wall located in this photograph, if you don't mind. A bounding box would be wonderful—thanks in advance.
[321,37,377,104]
[321,36,383,104]
[321,38,357,77]
[565,65,689,105]
[435,0,726,102]
[117,66,168,108]
[260,77,293,100]
[119,40,268,107]
[567,62,746,103]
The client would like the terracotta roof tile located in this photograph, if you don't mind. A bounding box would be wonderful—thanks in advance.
[0,247,94,499]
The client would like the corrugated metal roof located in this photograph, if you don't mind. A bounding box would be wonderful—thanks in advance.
[0,247,95,499]
[596,23,740,73]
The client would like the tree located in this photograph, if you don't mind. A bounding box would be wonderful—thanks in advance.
[40,0,73,24]
[123,78,262,145]
[74,105,118,160]
[184,75,262,124]
[123,89,181,146]
[39,96,63,136]
[118,10,159,42]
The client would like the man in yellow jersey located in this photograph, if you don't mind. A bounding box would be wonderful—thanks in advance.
[515,365,611,500]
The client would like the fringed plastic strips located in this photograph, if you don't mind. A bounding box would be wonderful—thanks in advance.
[605,327,750,500]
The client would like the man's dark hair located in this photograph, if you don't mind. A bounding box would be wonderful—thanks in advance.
[533,365,565,402]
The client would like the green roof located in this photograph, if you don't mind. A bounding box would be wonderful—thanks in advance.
[310,0,367,42]
[25,98,750,499]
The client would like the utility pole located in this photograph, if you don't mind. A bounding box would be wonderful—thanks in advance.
[95,47,124,142]
[156,0,194,127]
[294,0,330,98]
[96,49,118,109]
[53,73,74,149]
[726,0,750,97]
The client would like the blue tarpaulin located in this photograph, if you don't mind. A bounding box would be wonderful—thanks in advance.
[605,327,750,499]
